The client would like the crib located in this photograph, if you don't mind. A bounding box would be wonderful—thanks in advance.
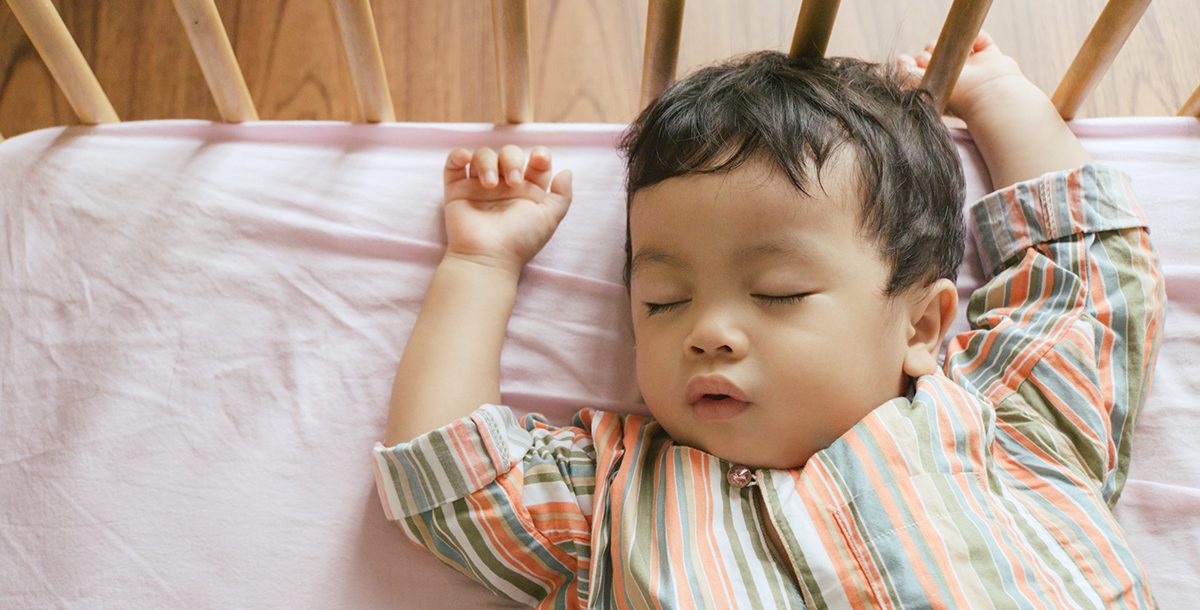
[1,1,1197,608]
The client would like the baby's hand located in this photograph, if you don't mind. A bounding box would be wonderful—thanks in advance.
[441,145,573,276]
[898,31,1030,121]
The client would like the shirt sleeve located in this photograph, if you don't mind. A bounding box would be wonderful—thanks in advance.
[944,162,1167,506]
[372,403,599,608]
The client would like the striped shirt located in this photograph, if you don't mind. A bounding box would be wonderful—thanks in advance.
[373,163,1166,608]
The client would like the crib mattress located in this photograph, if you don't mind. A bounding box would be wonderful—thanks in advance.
[1,118,1197,608]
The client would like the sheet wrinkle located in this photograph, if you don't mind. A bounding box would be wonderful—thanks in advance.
[278,268,392,354]
[521,262,625,291]
[0,415,190,467]
[41,478,188,606]
[0,528,59,599]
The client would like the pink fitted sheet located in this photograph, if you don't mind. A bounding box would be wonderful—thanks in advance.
[0,118,1197,608]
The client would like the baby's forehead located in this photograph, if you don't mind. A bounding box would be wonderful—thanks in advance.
[633,148,863,204]
[629,165,865,227]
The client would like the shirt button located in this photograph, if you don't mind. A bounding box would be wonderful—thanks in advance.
[727,465,755,488]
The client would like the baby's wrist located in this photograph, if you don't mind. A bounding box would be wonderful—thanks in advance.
[953,75,1047,126]
[442,250,524,281]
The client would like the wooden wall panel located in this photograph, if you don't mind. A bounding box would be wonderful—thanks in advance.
[2,0,1197,138]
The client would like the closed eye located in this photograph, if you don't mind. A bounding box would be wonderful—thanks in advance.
[645,300,689,315]
[753,294,811,305]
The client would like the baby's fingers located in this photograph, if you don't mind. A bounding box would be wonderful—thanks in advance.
[522,146,555,192]
[497,144,526,187]
[471,147,501,187]
[972,30,996,53]
[444,148,473,186]
[544,169,574,223]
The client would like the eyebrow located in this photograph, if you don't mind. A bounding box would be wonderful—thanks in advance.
[733,239,818,266]
[630,238,817,276]
[630,248,688,276]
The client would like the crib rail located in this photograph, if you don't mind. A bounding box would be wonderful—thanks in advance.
[0,0,1197,143]
[1053,0,1153,120]
[492,0,533,124]
[5,0,118,129]
[639,0,686,113]
[918,0,992,115]
[790,0,841,60]
[172,0,257,123]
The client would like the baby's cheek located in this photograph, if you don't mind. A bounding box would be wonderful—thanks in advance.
[634,344,670,403]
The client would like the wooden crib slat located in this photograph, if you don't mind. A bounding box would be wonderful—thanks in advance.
[639,0,686,112]
[1052,0,1152,120]
[492,0,533,124]
[1180,84,1200,118]
[789,0,841,59]
[172,0,258,123]
[330,0,395,123]
[920,0,993,115]
[6,0,119,125]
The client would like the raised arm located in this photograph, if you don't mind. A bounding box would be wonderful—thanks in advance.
[903,34,1166,503]
[383,145,573,446]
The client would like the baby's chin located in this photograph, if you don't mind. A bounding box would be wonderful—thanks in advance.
[648,406,818,470]
[670,431,815,471]
[716,449,813,471]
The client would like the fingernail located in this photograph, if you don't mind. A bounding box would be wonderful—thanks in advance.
[508,170,521,185]
[484,171,497,185]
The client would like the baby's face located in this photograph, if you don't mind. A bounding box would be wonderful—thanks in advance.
[628,154,912,469]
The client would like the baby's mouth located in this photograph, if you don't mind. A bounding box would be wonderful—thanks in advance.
[685,375,750,420]
[691,394,750,421]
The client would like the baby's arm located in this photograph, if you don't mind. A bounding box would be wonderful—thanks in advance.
[383,145,573,446]
[374,147,597,604]
[905,34,1167,505]
[903,32,1091,190]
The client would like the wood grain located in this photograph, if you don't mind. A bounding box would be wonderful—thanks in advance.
[2,0,1197,137]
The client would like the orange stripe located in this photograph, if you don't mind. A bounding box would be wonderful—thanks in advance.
[992,421,1125,599]
[1086,252,1117,416]
[691,451,736,606]
[606,424,641,609]
[953,324,1004,378]
[841,429,975,608]
[660,449,694,607]
[466,470,575,597]
[447,418,487,490]
[927,394,1073,606]
[919,396,1054,605]
[1042,334,1109,448]
[1005,187,1031,249]
[990,290,1083,402]
[801,463,886,610]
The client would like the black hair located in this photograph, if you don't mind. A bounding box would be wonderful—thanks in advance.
[616,51,964,297]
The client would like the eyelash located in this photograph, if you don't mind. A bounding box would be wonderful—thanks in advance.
[644,301,686,315]
[753,294,811,307]
[644,294,810,315]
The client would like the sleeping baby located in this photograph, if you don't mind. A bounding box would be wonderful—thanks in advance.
[373,32,1165,608]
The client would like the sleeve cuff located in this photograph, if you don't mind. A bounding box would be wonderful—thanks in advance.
[968,163,1148,277]
[372,403,532,519]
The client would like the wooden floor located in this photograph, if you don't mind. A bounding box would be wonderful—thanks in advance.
[1,0,1198,138]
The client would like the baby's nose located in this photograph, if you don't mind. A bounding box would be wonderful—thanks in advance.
[690,343,734,355]
[684,314,748,359]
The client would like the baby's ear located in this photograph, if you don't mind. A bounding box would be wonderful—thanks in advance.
[901,279,959,378]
